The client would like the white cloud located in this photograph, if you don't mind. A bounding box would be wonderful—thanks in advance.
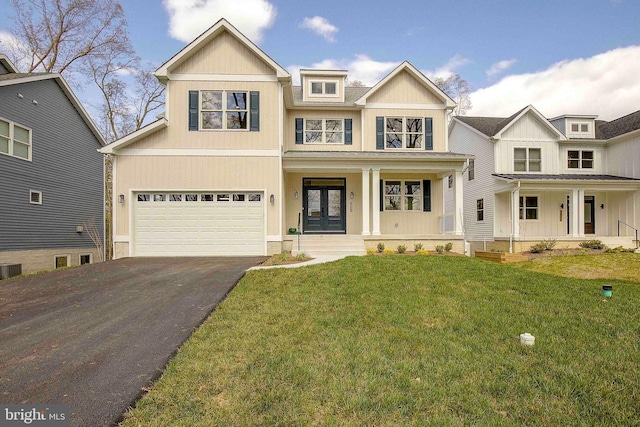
[423,54,473,80]
[469,46,640,121]
[288,54,399,86]
[299,16,338,43]
[486,59,517,79]
[163,0,276,44]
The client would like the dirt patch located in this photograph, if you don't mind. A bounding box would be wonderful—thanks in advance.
[260,252,313,266]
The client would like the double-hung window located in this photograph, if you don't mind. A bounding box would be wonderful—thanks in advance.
[0,118,31,160]
[568,150,593,169]
[477,199,484,221]
[384,180,421,211]
[519,196,538,220]
[305,119,343,144]
[385,117,424,149]
[200,90,248,130]
[514,148,541,172]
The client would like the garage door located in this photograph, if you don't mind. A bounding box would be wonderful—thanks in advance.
[133,191,265,256]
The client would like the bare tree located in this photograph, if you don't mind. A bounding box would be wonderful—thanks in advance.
[434,73,472,116]
[83,217,104,261]
[346,79,367,87]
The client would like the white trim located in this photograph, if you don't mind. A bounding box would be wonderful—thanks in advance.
[54,254,70,269]
[365,103,447,110]
[29,190,42,205]
[362,168,371,235]
[0,74,106,146]
[0,116,33,161]
[114,235,130,243]
[79,253,93,265]
[494,105,566,140]
[266,235,282,242]
[155,19,290,81]
[117,149,281,157]
[360,109,365,152]
[372,169,381,235]
[167,73,278,82]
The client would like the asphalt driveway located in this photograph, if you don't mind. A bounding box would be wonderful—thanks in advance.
[0,256,266,426]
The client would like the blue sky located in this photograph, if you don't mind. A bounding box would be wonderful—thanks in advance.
[1,0,639,120]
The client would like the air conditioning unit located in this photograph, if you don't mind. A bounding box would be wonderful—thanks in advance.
[0,263,22,280]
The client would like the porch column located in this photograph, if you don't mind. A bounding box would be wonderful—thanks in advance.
[578,189,586,237]
[570,189,580,237]
[361,168,370,236]
[511,187,520,238]
[372,168,381,235]
[453,170,464,235]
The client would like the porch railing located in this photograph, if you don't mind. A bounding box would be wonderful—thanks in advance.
[618,220,639,249]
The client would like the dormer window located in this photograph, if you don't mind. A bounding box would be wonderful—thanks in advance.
[571,123,589,132]
[308,80,338,97]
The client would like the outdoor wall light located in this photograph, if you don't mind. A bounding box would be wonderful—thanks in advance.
[560,203,564,209]
[118,194,125,204]
[76,225,84,233]
[294,190,299,199]
[270,194,275,205]
[601,204,605,209]
[350,191,355,199]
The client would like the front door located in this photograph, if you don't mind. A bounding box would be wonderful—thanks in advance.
[584,196,595,234]
[303,179,346,233]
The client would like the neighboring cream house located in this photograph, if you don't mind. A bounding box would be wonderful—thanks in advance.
[448,105,640,254]
[100,19,470,258]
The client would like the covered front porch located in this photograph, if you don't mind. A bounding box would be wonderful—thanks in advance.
[493,174,640,252]
[282,151,468,255]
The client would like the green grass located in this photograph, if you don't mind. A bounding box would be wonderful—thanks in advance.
[121,255,640,426]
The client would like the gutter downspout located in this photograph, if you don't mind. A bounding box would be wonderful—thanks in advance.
[509,181,521,254]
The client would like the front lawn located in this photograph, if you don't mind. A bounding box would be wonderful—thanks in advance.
[121,255,640,426]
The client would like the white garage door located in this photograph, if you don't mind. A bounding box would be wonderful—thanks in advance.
[133,191,265,256]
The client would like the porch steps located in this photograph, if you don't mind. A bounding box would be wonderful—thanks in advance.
[291,234,367,257]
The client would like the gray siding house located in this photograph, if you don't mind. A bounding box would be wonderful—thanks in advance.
[0,55,106,274]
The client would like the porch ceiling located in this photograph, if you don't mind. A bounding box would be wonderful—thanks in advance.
[283,151,469,173]
[493,173,640,192]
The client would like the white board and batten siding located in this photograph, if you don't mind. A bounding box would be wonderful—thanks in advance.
[132,191,266,256]
[448,122,495,242]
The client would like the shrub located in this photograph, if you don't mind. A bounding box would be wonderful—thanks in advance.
[605,246,636,253]
[542,238,557,250]
[530,242,547,253]
[295,253,308,260]
[579,239,606,250]
[417,249,430,256]
[366,248,376,255]
[383,249,395,255]
[414,243,424,252]
[397,245,407,254]
[444,242,453,252]
[435,245,444,254]
[377,243,385,253]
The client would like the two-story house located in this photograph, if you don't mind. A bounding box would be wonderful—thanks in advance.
[448,105,640,254]
[0,54,106,275]
[100,19,470,258]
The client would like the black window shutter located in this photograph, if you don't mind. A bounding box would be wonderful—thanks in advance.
[344,119,352,145]
[380,179,384,211]
[250,91,260,131]
[376,117,384,150]
[295,118,303,144]
[423,180,431,212]
[425,118,433,150]
[188,91,199,131]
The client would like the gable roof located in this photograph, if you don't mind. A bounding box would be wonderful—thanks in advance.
[155,18,290,83]
[99,118,167,154]
[454,105,565,140]
[597,109,640,139]
[354,61,456,108]
[0,54,19,73]
[0,73,106,146]
[290,86,370,108]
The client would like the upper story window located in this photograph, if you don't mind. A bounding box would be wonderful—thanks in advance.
[571,123,589,132]
[514,148,541,172]
[201,91,247,130]
[305,119,343,144]
[468,159,475,181]
[0,118,31,161]
[295,118,352,145]
[188,90,259,132]
[310,81,337,96]
[386,117,424,149]
[376,117,433,150]
[568,150,593,169]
